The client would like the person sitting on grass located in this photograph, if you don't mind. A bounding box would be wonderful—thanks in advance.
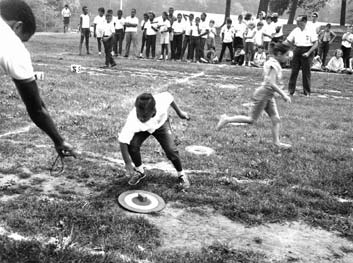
[119,92,191,188]
[251,45,267,67]
[216,43,292,149]
[0,0,75,158]
[325,49,345,73]
[233,47,245,66]
[101,11,117,68]
[311,55,323,71]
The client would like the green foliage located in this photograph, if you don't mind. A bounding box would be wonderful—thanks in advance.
[269,0,329,15]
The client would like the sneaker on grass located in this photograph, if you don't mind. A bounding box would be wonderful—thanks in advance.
[128,172,146,185]
[178,174,190,189]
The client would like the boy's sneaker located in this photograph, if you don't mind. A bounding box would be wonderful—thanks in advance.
[178,174,190,189]
[165,55,168,60]
[128,171,146,185]
[139,53,143,58]
[158,55,164,60]
[98,52,102,55]
[275,142,292,149]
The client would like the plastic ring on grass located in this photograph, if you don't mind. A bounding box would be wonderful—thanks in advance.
[185,145,215,156]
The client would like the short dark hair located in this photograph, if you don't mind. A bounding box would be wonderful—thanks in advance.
[98,7,105,13]
[0,0,36,37]
[257,21,264,27]
[107,9,113,15]
[326,23,331,28]
[270,42,290,55]
[82,6,88,11]
[64,4,69,8]
[226,18,232,24]
[135,93,156,113]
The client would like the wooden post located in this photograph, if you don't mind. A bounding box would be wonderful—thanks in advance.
[225,0,231,20]
[257,0,270,16]
[287,0,299,25]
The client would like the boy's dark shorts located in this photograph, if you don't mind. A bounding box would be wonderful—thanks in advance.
[81,28,90,38]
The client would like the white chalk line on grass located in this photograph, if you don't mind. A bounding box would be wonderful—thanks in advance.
[0,226,151,263]
[0,125,34,139]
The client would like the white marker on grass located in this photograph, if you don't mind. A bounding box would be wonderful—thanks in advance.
[185,145,215,156]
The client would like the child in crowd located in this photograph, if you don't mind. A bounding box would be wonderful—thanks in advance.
[93,7,105,55]
[233,14,246,51]
[119,92,191,188]
[217,43,292,149]
[219,18,235,63]
[172,13,185,60]
[326,49,345,73]
[145,12,158,59]
[233,47,245,65]
[244,22,256,66]
[114,10,125,57]
[181,13,194,61]
[207,20,217,51]
[341,26,353,68]
[262,16,273,52]
[190,17,201,63]
[139,13,149,58]
[254,22,264,49]
[311,55,323,71]
[101,11,116,67]
[158,12,171,60]
[79,6,90,55]
[318,24,336,65]
[251,46,267,67]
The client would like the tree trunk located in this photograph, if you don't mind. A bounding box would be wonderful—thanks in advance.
[257,0,270,16]
[340,0,347,26]
[225,0,231,19]
[287,0,299,24]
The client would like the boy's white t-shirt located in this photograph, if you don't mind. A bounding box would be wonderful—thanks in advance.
[0,16,34,81]
[80,14,90,29]
[119,92,174,144]
[61,8,71,17]
[254,51,267,64]
[245,28,256,42]
[342,33,353,48]
[262,23,273,42]
[172,20,185,34]
[93,15,106,37]
[234,22,247,38]
[221,25,235,43]
[159,19,171,33]
[200,20,209,39]
[184,20,193,36]
[208,27,217,39]
[125,16,139,32]
[102,21,115,36]
[145,20,158,36]
[115,17,125,30]
[272,21,283,37]
[254,28,263,46]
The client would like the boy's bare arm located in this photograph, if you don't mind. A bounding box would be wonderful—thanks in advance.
[171,101,190,119]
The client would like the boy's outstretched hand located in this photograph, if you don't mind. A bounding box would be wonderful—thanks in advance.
[55,141,77,158]
[179,111,190,120]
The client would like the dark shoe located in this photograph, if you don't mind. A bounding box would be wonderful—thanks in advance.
[111,63,117,67]
[124,55,128,58]
[128,172,146,185]
[178,174,190,189]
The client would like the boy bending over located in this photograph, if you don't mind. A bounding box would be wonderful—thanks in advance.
[119,92,191,188]
[216,43,292,149]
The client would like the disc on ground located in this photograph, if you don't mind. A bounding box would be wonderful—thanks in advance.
[118,190,166,213]
[185,145,215,156]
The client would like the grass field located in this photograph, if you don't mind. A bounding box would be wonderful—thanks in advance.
[0,32,353,263]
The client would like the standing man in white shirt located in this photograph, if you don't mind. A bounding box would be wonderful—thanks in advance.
[61,4,71,33]
[102,11,117,68]
[114,10,125,57]
[93,7,106,55]
[199,12,210,61]
[145,12,158,59]
[172,13,185,60]
[234,14,246,51]
[271,13,283,43]
[309,12,321,56]
[168,7,177,60]
[284,15,318,96]
[0,0,75,159]
[181,13,194,61]
[79,6,90,55]
[124,8,139,58]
